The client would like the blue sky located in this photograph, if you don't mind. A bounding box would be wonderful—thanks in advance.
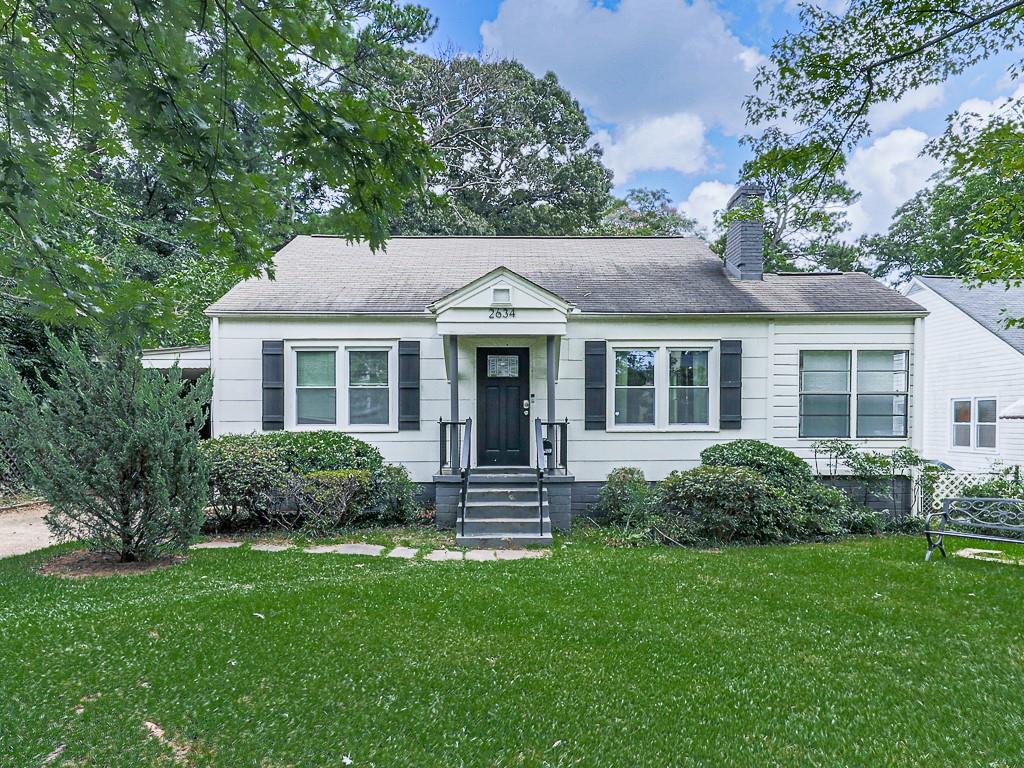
[415,0,1022,238]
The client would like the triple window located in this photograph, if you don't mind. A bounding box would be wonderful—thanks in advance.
[295,346,394,428]
[951,398,997,450]
[612,345,713,428]
[799,349,909,438]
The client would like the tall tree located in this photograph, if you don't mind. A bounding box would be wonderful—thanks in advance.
[0,0,437,339]
[598,188,698,237]
[389,51,612,235]
[729,129,859,270]
[746,1,1024,286]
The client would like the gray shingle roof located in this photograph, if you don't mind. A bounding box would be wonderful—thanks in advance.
[206,236,925,316]
[917,276,1024,355]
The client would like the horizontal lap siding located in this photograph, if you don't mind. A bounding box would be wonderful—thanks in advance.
[212,314,921,484]
[911,286,1024,471]
[771,318,917,463]
[213,317,447,481]
[558,318,770,481]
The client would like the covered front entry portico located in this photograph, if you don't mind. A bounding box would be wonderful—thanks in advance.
[428,267,574,544]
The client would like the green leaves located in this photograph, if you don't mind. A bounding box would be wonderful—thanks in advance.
[388,52,612,235]
[1,0,436,337]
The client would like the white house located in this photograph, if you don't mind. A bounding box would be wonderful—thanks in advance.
[146,186,926,546]
[907,276,1024,472]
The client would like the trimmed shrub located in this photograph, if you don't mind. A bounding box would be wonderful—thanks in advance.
[370,464,419,525]
[657,466,788,544]
[788,482,854,538]
[0,339,209,562]
[596,467,651,525]
[200,437,291,530]
[701,440,813,491]
[258,431,384,473]
[961,474,1024,499]
[297,470,375,533]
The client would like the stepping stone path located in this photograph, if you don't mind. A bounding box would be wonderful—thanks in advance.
[191,539,551,562]
[387,547,418,559]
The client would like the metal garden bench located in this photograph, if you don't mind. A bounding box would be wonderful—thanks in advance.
[925,497,1024,561]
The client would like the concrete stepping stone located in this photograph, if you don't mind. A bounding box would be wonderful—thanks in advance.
[387,546,418,559]
[250,543,292,552]
[465,549,497,561]
[425,549,464,561]
[192,540,242,549]
[305,543,384,556]
[495,549,549,560]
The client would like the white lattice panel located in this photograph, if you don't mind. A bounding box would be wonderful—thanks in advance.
[928,472,1001,511]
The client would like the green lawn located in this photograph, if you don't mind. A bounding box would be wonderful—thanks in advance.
[2,536,1023,767]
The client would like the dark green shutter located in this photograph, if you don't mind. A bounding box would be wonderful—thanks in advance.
[398,340,420,431]
[584,340,607,431]
[262,340,284,431]
[720,339,742,430]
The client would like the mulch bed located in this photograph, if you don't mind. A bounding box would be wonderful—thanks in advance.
[38,550,184,579]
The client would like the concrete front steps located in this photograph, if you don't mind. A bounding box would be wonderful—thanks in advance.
[455,468,553,549]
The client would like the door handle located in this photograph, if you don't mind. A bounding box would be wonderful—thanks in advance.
[522,398,530,415]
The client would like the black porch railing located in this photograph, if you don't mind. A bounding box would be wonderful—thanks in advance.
[439,418,471,475]
[439,418,473,536]
[538,418,569,475]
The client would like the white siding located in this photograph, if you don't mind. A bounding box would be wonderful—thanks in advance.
[770,317,917,467]
[910,281,1024,471]
[212,313,918,482]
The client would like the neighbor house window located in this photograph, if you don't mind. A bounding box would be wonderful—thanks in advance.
[348,350,389,425]
[952,397,997,449]
[856,350,908,438]
[296,350,337,425]
[799,350,851,437]
[668,349,710,425]
[952,400,972,447]
[977,399,997,448]
[614,349,656,425]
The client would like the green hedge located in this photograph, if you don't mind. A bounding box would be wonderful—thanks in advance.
[200,432,414,531]
[700,439,814,490]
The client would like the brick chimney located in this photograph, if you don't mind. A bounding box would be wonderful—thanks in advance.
[724,184,766,281]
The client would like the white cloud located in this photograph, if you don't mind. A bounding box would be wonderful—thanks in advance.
[868,84,945,132]
[952,82,1024,126]
[594,113,709,185]
[679,180,735,235]
[481,0,761,133]
[844,128,941,238]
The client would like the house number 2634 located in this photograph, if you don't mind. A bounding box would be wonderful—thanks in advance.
[488,308,516,319]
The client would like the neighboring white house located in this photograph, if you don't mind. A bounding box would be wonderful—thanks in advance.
[907,276,1024,472]
[145,186,926,545]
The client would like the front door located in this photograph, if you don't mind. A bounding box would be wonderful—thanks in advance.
[477,347,530,466]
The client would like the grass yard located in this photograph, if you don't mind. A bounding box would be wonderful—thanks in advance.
[2,536,1023,767]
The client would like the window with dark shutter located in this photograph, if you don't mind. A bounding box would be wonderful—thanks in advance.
[398,340,421,430]
[262,340,284,431]
[719,339,742,429]
[584,340,607,430]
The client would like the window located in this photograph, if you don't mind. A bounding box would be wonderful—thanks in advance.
[856,350,908,437]
[668,349,710,425]
[952,400,972,447]
[951,397,997,449]
[977,399,997,448]
[614,349,656,425]
[296,350,336,425]
[348,350,389,425]
[799,351,851,437]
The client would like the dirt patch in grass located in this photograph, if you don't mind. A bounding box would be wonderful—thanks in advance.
[38,550,184,579]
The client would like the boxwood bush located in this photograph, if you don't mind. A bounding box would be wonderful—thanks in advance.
[596,467,651,525]
[200,432,414,531]
[656,466,788,544]
[700,439,814,490]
